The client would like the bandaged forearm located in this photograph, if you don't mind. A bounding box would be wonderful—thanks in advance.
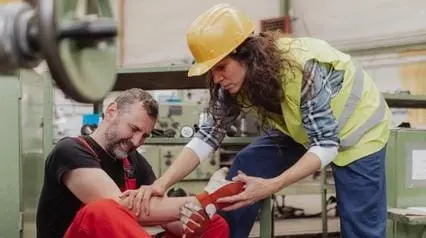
[308,146,338,169]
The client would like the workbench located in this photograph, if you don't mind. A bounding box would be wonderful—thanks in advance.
[388,208,426,238]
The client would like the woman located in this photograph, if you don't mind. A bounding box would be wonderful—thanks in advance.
[146,3,391,238]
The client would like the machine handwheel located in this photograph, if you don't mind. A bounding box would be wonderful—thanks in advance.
[38,0,117,103]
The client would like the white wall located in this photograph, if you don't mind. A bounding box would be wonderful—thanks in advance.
[122,0,280,66]
[291,0,426,52]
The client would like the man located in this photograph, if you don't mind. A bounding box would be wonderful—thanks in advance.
[36,88,243,238]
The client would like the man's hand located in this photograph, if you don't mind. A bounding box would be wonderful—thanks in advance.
[120,184,165,216]
[195,167,245,218]
[180,202,209,238]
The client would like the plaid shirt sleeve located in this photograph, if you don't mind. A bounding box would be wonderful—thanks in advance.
[193,88,240,151]
[300,59,343,148]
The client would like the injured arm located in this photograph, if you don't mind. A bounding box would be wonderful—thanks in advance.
[121,195,199,225]
[63,167,199,225]
[127,167,245,225]
[64,167,244,226]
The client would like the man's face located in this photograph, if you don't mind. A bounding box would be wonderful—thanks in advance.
[104,102,156,158]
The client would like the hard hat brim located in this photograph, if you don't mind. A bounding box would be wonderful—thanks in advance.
[187,52,228,77]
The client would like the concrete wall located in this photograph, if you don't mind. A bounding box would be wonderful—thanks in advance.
[120,0,280,67]
[291,0,426,52]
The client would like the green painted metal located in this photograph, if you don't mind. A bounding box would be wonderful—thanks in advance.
[53,0,118,103]
[0,70,48,238]
[20,70,45,228]
[383,93,426,109]
[388,209,426,238]
[394,223,426,238]
[0,74,22,238]
[386,129,426,208]
[279,0,291,16]
[259,196,273,238]
[42,73,54,158]
[386,129,426,238]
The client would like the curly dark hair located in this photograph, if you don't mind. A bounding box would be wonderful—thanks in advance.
[207,31,301,130]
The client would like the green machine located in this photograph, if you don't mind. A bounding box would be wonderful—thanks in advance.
[0,0,118,237]
[386,128,426,238]
[0,70,53,238]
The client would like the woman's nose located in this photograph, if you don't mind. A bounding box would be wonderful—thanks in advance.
[213,74,224,84]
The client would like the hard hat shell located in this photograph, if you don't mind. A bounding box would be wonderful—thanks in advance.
[186,3,256,77]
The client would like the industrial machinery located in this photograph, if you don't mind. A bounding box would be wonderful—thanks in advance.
[0,0,117,103]
[153,103,261,139]
[386,128,426,238]
[0,1,117,237]
[0,69,52,238]
[139,145,220,182]
[154,103,206,138]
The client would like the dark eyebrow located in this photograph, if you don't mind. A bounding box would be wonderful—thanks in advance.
[130,123,142,132]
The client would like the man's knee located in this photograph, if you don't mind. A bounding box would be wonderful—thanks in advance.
[82,199,121,213]
[66,199,150,238]
[79,198,135,222]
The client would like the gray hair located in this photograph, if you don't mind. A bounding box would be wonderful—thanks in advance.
[113,88,158,119]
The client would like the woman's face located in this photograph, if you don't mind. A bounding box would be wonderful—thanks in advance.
[210,56,247,94]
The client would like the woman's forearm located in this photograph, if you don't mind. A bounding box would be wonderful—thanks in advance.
[155,147,201,190]
[272,151,322,191]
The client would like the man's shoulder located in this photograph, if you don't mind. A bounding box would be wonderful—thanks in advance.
[46,136,98,165]
[53,136,81,150]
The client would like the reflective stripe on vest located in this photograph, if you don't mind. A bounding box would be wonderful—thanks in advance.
[338,63,386,150]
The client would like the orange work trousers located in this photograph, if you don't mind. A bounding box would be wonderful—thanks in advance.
[64,198,229,238]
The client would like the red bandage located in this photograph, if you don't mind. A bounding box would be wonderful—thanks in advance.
[196,181,244,217]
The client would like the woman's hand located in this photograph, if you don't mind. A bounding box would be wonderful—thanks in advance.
[120,184,165,217]
[216,171,280,211]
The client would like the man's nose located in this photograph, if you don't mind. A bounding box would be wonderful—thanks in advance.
[130,134,142,147]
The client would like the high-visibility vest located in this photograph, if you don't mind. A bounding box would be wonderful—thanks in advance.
[267,37,391,166]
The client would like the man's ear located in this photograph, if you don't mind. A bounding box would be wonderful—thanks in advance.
[104,102,118,120]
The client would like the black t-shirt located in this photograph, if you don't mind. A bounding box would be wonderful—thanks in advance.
[36,136,156,238]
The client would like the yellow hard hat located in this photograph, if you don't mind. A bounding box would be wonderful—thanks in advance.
[186,3,256,77]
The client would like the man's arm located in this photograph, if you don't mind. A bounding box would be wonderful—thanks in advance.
[54,139,204,226]
[64,166,243,226]
[63,167,197,225]
[63,168,122,204]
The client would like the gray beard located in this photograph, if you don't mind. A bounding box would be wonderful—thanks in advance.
[111,146,128,158]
